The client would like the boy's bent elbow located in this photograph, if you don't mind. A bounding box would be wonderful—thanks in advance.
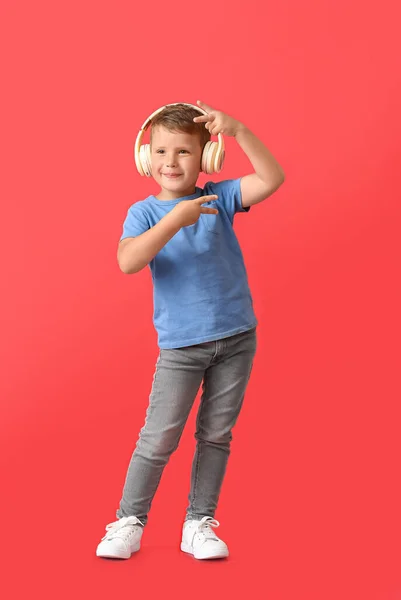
[118,259,147,274]
[118,260,141,275]
[119,264,136,275]
[117,237,140,274]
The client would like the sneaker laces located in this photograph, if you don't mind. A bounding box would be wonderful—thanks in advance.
[101,516,144,542]
[195,516,220,542]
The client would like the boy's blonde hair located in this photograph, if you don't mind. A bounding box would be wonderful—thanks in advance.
[150,103,211,150]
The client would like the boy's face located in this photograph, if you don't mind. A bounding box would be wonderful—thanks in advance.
[150,125,203,200]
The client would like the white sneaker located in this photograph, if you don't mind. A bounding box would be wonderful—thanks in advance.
[181,516,229,560]
[96,516,144,559]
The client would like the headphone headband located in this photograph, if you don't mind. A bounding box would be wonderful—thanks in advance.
[139,102,208,132]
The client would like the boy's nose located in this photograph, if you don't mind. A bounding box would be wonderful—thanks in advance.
[166,156,177,166]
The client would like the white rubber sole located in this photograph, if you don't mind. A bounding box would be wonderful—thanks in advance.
[180,542,229,560]
[96,542,140,559]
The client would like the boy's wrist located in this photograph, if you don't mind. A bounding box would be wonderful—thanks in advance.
[164,211,182,233]
[233,122,247,138]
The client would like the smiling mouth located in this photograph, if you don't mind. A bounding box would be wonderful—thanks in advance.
[163,173,182,178]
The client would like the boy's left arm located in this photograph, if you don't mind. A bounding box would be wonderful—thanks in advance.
[234,125,285,208]
[194,100,285,209]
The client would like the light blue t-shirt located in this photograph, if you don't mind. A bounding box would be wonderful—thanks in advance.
[120,178,258,349]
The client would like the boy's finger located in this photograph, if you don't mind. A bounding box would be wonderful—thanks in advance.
[197,100,214,113]
[194,194,218,204]
[193,114,213,123]
[200,207,219,215]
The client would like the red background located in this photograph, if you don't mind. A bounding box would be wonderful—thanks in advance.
[1,1,400,599]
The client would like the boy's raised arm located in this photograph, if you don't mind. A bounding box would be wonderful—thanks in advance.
[194,100,285,208]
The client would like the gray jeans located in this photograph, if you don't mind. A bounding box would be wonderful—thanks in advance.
[116,326,257,526]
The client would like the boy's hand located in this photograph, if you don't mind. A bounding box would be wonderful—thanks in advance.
[193,100,244,137]
[169,195,219,229]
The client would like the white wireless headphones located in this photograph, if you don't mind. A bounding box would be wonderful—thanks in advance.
[134,102,225,177]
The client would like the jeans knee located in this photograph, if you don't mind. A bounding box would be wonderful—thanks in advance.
[195,429,232,448]
[136,428,180,464]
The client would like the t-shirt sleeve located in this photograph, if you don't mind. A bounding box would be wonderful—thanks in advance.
[203,177,250,224]
[120,203,150,241]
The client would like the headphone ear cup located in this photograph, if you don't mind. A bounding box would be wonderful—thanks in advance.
[215,148,226,173]
[139,144,152,177]
[200,144,208,174]
[138,145,148,176]
[144,144,152,177]
[202,141,224,174]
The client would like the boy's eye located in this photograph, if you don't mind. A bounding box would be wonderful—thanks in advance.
[156,149,188,154]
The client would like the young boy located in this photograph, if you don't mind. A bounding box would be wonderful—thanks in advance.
[96,100,285,560]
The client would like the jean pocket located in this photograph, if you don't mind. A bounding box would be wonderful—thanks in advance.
[201,200,221,235]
